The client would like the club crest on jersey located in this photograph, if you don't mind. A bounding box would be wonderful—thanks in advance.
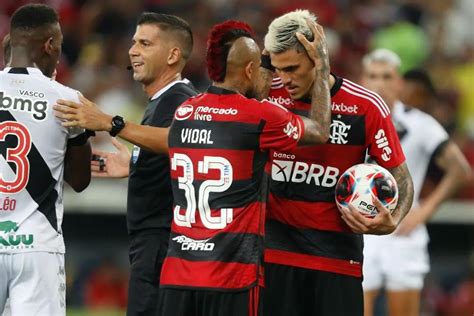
[173,235,215,251]
[175,104,194,121]
[330,119,351,144]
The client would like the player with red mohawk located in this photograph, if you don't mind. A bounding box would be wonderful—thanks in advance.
[158,19,332,315]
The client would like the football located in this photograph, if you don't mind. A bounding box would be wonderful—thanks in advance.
[335,163,398,217]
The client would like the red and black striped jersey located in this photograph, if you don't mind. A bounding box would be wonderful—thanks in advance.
[265,75,405,277]
[160,86,304,290]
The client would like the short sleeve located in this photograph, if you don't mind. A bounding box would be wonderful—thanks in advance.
[367,108,405,169]
[421,115,449,158]
[65,90,86,139]
[259,101,304,152]
[152,92,192,127]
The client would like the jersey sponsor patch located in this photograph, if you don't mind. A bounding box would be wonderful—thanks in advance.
[0,91,48,121]
[175,104,194,121]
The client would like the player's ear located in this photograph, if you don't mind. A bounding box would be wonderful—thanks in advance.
[167,47,181,66]
[244,61,254,80]
[43,37,54,55]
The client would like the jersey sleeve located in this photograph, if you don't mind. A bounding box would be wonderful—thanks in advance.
[421,115,449,158]
[259,100,304,152]
[64,89,86,139]
[152,92,192,127]
[366,106,405,169]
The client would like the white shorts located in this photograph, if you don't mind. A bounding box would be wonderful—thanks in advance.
[0,252,65,316]
[362,229,430,292]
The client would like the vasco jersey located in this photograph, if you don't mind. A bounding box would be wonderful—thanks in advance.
[0,67,85,254]
[265,75,405,277]
[375,100,448,243]
[160,86,303,291]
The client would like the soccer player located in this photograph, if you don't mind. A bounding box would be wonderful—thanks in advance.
[261,10,414,316]
[360,49,471,316]
[55,13,197,315]
[0,4,91,315]
[157,19,331,316]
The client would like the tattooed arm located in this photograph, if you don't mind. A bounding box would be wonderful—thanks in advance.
[341,162,414,235]
[389,162,415,225]
[298,20,331,144]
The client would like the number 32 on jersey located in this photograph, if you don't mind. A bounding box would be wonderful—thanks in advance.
[171,153,233,230]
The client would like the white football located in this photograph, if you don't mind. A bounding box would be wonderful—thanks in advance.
[335,163,398,217]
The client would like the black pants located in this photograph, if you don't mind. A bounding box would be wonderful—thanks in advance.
[127,230,169,316]
[264,263,363,316]
[158,287,263,316]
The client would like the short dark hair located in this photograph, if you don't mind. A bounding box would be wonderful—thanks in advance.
[403,68,436,96]
[137,12,193,60]
[206,20,255,82]
[11,4,58,31]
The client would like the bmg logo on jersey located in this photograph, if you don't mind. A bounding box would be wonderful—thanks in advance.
[375,129,392,161]
[0,91,47,120]
[271,157,340,187]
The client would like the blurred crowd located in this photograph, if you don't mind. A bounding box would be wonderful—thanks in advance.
[1,1,473,314]
[1,0,473,191]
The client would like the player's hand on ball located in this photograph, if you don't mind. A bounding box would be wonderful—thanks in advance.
[341,198,397,235]
[54,95,113,131]
[91,138,130,178]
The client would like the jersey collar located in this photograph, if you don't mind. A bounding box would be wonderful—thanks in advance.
[207,86,238,95]
[4,67,44,76]
[150,78,190,101]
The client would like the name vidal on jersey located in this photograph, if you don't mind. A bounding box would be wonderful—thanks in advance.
[0,91,47,120]
[181,128,214,144]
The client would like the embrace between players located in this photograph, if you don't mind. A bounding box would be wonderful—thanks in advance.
[1,3,425,316]
[53,9,417,316]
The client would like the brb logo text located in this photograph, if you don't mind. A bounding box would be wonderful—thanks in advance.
[272,157,339,188]
[172,154,233,229]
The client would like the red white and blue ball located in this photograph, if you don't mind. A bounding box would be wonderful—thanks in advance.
[335,163,398,217]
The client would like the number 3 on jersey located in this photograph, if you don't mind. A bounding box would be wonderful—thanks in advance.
[0,121,32,193]
[171,153,233,229]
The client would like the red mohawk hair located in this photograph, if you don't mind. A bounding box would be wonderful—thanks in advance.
[206,20,255,82]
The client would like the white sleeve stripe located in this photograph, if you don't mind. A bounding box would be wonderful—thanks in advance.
[343,80,390,116]
[271,84,284,89]
[340,86,388,118]
[272,78,282,83]
[343,79,390,114]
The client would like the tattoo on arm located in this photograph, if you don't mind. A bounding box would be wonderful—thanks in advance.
[300,71,331,144]
[389,162,414,224]
[257,67,274,101]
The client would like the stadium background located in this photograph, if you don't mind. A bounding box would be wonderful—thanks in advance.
[1,0,473,315]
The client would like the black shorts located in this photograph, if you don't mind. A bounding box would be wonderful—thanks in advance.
[264,263,363,316]
[158,286,263,316]
[127,230,169,316]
